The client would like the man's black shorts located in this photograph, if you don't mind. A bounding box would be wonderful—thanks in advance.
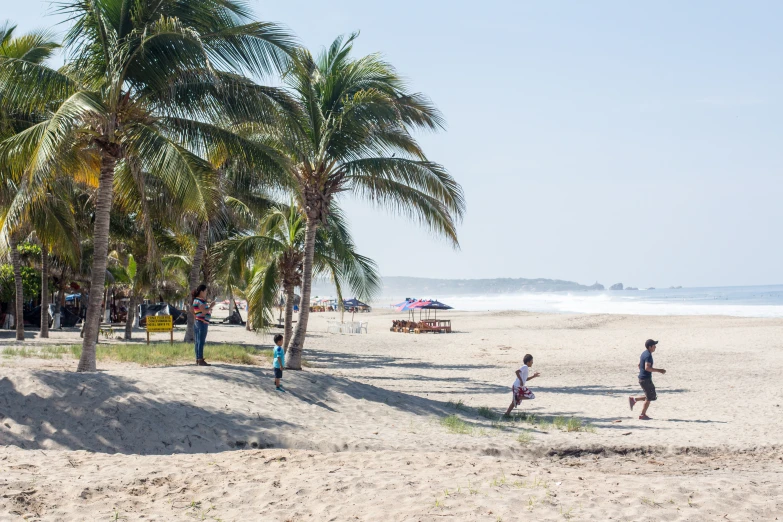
[639,378,656,401]
[274,368,283,379]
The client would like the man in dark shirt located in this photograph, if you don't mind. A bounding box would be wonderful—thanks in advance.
[628,339,666,420]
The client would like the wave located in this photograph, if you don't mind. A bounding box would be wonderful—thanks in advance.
[401,291,783,318]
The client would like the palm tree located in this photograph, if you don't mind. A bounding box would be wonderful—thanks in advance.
[246,204,304,347]
[23,181,81,337]
[246,34,465,369]
[0,22,61,340]
[219,201,381,350]
[0,1,295,371]
[182,154,289,342]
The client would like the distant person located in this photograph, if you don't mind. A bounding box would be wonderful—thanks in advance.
[79,292,89,320]
[504,354,541,417]
[191,284,214,366]
[273,333,285,391]
[629,339,666,420]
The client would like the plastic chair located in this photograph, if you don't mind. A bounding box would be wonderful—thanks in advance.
[359,322,368,334]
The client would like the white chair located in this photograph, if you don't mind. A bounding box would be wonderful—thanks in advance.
[326,320,340,334]
[359,322,368,334]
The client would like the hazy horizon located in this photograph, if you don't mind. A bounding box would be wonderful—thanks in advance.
[314,275,783,292]
[7,1,783,288]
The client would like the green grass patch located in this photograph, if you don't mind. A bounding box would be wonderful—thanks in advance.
[447,399,470,412]
[68,342,270,366]
[517,431,533,444]
[2,346,72,359]
[504,412,595,433]
[2,343,271,367]
[565,417,595,433]
[477,406,497,420]
[441,414,473,435]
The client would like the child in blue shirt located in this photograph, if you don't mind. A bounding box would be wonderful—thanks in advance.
[273,334,285,391]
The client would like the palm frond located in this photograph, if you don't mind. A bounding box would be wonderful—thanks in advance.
[346,174,461,247]
[246,258,280,330]
[125,122,219,218]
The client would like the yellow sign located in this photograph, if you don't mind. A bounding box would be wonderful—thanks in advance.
[146,315,173,332]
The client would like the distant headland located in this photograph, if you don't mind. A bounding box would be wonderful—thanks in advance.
[311,277,681,297]
[375,276,606,295]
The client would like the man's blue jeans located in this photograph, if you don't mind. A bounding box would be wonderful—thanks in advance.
[194,321,209,360]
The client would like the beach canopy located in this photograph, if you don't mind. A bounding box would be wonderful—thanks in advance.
[343,298,369,308]
[396,299,453,318]
[418,300,453,310]
[396,300,422,311]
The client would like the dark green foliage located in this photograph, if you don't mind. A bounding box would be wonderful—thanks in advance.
[0,264,41,301]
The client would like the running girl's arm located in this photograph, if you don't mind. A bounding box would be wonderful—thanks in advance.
[528,372,541,380]
[515,369,523,382]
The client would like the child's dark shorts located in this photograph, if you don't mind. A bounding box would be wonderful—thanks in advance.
[639,378,656,401]
[274,368,283,379]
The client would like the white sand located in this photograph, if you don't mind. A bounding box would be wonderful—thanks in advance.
[1,309,782,520]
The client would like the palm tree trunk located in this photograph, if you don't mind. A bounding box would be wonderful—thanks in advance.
[283,284,294,352]
[53,267,67,329]
[124,292,137,340]
[184,221,208,342]
[40,245,49,338]
[103,287,110,323]
[77,153,117,372]
[9,233,24,341]
[286,218,318,369]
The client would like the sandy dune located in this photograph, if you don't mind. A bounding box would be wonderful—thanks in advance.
[1,309,782,520]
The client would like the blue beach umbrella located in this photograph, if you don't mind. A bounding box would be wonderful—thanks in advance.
[419,300,452,311]
[418,299,453,319]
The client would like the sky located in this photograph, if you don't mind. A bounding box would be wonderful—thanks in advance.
[5,1,783,288]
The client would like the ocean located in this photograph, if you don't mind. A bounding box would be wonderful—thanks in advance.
[388,285,783,318]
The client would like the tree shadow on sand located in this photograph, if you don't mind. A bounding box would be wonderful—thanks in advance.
[0,365,475,456]
[0,372,299,455]
[304,349,485,372]
[534,385,689,396]
[191,364,468,417]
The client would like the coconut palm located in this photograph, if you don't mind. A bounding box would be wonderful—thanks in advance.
[181,153,289,342]
[0,1,295,371]
[243,34,465,368]
[0,22,62,340]
[218,201,380,351]
[21,180,81,337]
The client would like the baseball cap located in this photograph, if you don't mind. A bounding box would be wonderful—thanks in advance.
[645,339,658,348]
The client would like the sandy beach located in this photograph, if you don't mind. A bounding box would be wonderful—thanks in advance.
[1,309,782,520]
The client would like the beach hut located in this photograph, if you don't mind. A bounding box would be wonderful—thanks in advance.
[414,300,453,333]
[392,298,426,332]
[392,299,453,333]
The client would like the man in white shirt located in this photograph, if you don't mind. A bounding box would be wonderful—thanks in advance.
[504,354,540,417]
